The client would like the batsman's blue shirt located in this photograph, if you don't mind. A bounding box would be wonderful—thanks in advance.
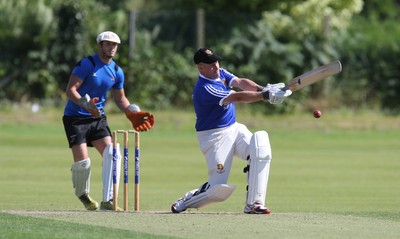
[193,68,238,131]
[64,54,124,117]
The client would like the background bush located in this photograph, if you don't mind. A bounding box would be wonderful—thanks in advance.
[1,0,400,113]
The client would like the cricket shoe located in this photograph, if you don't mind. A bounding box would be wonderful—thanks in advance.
[100,200,123,211]
[171,197,187,213]
[78,194,99,211]
[244,202,271,214]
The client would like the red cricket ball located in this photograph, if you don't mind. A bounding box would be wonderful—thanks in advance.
[313,110,322,118]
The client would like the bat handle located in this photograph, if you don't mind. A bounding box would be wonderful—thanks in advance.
[281,86,289,91]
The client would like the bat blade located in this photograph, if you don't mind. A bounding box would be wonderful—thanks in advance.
[286,60,342,92]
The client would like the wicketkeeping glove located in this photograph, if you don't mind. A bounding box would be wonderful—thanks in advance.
[125,110,155,132]
[77,94,101,117]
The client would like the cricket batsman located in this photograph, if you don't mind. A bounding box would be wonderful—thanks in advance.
[171,48,291,214]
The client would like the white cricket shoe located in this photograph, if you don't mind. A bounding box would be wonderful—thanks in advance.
[244,202,271,214]
[171,197,187,213]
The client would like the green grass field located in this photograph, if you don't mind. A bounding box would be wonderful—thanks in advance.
[1,107,400,238]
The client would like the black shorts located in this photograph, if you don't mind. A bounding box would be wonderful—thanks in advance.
[62,115,111,148]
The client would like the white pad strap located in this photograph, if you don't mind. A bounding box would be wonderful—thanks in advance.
[71,158,91,197]
[102,143,121,202]
[247,131,272,206]
[185,184,236,209]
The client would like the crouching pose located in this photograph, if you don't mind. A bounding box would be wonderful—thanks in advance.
[63,31,154,211]
[171,48,291,214]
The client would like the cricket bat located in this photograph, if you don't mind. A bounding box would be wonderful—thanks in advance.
[283,60,342,92]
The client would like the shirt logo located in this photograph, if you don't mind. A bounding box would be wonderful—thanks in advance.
[221,78,229,88]
[223,103,231,110]
[217,163,225,174]
[205,49,213,55]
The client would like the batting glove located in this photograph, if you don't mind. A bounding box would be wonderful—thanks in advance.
[77,94,101,117]
[261,83,292,104]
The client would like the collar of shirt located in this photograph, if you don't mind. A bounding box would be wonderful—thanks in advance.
[199,73,221,82]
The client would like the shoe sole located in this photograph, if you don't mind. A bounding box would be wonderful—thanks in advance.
[244,209,271,214]
[85,203,99,211]
[171,204,187,213]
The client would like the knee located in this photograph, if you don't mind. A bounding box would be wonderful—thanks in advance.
[208,164,229,185]
[250,131,271,161]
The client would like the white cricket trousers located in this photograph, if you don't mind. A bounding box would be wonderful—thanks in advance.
[197,122,252,186]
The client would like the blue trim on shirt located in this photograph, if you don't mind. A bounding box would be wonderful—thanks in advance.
[193,68,237,131]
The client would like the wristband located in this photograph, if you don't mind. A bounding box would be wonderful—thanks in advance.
[77,95,89,108]
[262,91,269,101]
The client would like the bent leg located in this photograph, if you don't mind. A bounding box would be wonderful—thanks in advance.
[171,183,236,213]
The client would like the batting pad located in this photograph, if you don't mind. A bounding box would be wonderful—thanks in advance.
[185,184,236,209]
[71,158,91,197]
[102,143,121,202]
[247,131,271,206]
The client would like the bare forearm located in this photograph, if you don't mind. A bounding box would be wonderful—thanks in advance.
[110,88,131,111]
[232,78,262,91]
[223,91,263,104]
[66,88,82,104]
[65,74,85,104]
[115,97,130,111]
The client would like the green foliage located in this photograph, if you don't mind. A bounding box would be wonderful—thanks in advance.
[150,0,279,11]
[360,0,400,19]
[0,0,56,100]
[272,0,364,35]
[2,0,400,113]
[218,0,361,113]
[0,0,130,101]
[333,17,400,112]
[126,31,196,109]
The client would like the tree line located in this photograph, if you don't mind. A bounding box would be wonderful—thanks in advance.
[1,0,400,114]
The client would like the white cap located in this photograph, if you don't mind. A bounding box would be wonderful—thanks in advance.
[96,31,121,44]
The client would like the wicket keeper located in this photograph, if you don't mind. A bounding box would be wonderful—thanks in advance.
[62,31,154,211]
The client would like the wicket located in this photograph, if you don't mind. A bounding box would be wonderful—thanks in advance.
[112,130,140,212]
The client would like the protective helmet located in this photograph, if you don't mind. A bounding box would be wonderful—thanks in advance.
[96,31,121,44]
